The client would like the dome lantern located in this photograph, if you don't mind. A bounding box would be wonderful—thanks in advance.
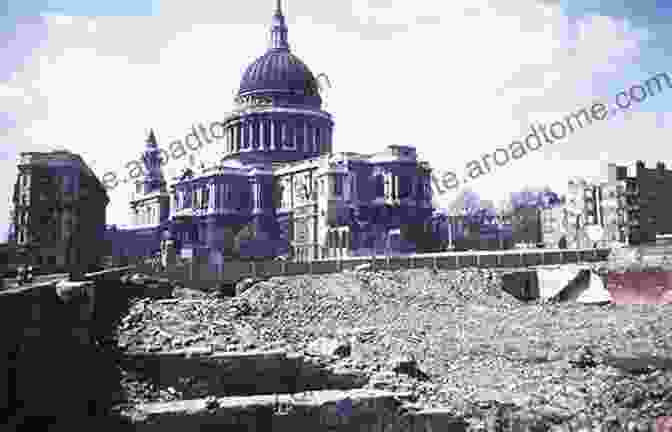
[237,0,322,105]
[270,0,290,51]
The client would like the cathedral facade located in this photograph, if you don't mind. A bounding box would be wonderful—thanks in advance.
[106,1,434,264]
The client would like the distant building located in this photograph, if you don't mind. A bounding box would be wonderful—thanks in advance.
[599,178,629,245]
[546,175,631,248]
[541,205,567,248]
[607,161,672,245]
[564,178,604,248]
[511,207,542,246]
[0,242,19,275]
[428,211,513,251]
[12,150,109,270]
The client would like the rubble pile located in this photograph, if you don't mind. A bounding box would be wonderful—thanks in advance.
[604,246,644,273]
[116,295,243,353]
[114,266,672,427]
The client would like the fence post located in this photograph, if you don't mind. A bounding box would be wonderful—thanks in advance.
[281,260,286,276]
[519,252,523,267]
[251,261,257,279]
[576,250,580,264]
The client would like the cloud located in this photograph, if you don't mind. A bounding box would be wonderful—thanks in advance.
[0,0,665,238]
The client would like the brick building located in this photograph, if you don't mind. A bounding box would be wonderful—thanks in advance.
[541,205,567,248]
[607,161,672,245]
[12,150,109,271]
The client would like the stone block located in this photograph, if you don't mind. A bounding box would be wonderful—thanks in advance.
[501,271,539,300]
[410,409,469,432]
[306,337,351,359]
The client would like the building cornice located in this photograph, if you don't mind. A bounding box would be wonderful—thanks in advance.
[228,106,332,121]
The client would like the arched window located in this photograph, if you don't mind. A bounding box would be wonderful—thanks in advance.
[375,175,385,197]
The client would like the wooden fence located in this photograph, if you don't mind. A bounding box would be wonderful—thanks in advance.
[134,248,611,290]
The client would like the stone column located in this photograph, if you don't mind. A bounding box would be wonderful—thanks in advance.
[252,181,259,211]
[241,120,247,150]
[326,128,332,154]
[234,124,240,152]
[281,121,287,149]
[270,120,276,150]
[209,183,215,210]
[259,118,265,150]
[257,182,262,210]
[249,119,256,149]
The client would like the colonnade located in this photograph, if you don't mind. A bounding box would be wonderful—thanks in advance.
[325,227,350,257]
[223,117,332,156]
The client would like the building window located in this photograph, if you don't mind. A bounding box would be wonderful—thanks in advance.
[63,175,73,194]
[375,175,385,197]
[398,176,410,199]
[334,176,343,196]
[225,184,233,202]
[295,120,305,150]
[202,186,209,209]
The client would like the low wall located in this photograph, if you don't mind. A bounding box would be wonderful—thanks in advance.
[139,249,610,288]
[0,266,147,425]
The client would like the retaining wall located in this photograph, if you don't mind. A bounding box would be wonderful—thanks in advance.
[141,249,610,289]
[0,267,144,425]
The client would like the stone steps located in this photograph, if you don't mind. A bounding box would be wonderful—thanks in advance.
[115,346,475,431]
[119,348,367,400]
[123,389,469,432]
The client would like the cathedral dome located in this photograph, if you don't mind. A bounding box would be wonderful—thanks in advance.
[237,0,321,103]
[238,50,321,98]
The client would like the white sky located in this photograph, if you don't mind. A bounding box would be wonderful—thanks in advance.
[2,0,671,238]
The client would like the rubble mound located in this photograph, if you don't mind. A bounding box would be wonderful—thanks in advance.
[114,266,672,427]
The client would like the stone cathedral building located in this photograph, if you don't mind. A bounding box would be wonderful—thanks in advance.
[105,1,434,264]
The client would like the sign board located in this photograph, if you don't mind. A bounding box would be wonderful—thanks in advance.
[585,225,604,242]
